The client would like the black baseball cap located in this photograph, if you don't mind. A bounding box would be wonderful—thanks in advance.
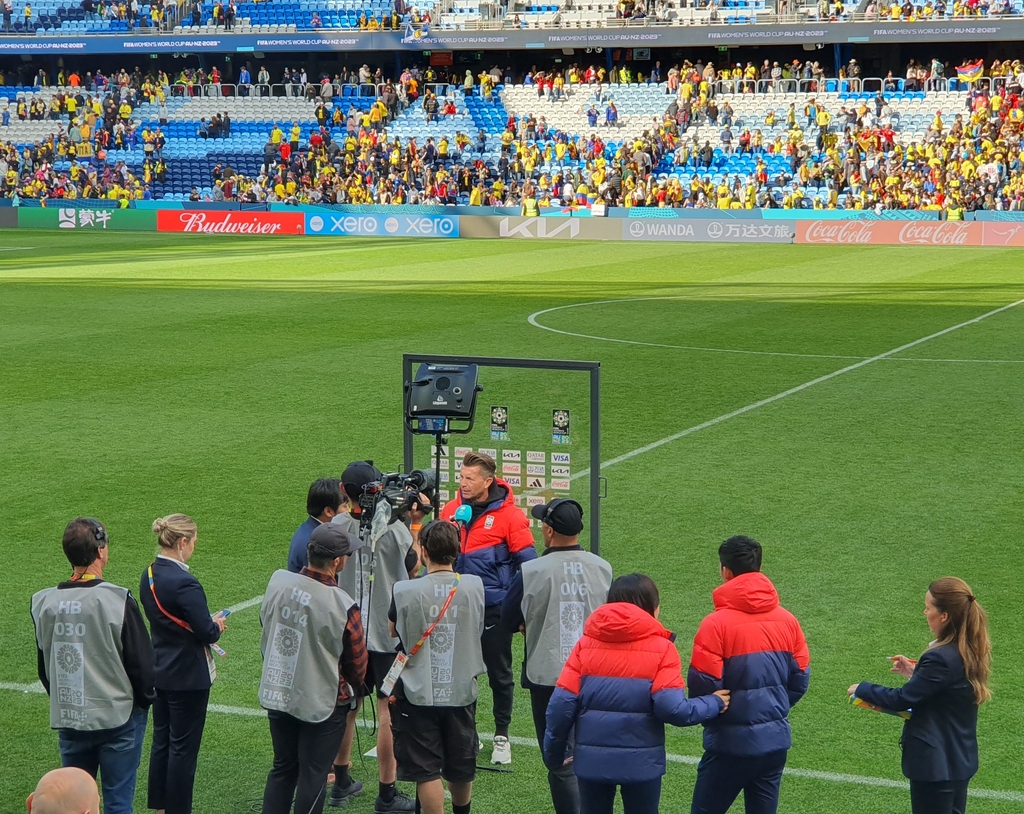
[531,499,584,536]
[308,523,363,558]
[341,460,383,499]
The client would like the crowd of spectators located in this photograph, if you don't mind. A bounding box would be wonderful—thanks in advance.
[5,58,1024,211]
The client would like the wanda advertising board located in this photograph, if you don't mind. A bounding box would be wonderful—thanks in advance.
[156,210,305,235]
[796,220,1024,247]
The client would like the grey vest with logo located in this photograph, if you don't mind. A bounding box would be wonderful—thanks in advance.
[258,569,356,723]
[31,583,135,732]
[332,513,413,654]
[521,550,613,686]
[392,572,485,707]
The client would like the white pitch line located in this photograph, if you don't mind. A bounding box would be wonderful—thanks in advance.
[226,595,264,614]
[563,297,1024,483]
[1,681,1019,803]
[528,298,1024,365]
[529,299,864,360]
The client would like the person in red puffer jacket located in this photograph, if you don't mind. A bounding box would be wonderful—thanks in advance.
[544,574,730,814]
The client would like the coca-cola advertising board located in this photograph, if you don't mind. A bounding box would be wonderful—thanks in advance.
[796,220,984,246]
[157,210,305,235]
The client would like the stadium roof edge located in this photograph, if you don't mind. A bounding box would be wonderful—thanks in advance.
[0,21,1019,55]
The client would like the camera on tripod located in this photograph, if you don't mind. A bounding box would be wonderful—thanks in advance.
[357,469,436,538]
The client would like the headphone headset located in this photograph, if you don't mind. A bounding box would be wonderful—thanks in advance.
[84,517,109,546]
[418,518,451,546]
[539,498,583,523]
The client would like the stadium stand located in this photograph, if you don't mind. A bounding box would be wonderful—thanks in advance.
[2,59,1023,210]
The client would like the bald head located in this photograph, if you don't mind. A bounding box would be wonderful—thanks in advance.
[27,768,99,814]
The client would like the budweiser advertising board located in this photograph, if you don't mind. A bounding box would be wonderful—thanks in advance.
[157,210,305,235]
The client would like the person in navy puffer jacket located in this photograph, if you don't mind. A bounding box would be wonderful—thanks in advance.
[687,536,810,814]
[544,574,730,814]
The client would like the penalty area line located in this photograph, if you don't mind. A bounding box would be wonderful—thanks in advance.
[567,296,1024,483]
[1,681,1020,803]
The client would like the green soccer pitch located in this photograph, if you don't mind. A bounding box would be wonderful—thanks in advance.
[2,232,1022,814]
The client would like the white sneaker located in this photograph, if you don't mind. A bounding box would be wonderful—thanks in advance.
[491,735,512,765]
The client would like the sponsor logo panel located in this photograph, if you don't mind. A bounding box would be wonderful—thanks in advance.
[158,210,304,235]
[796,220,984,246]
[305,212,459,237]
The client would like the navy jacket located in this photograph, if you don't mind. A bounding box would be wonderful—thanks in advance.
[687,572,810,756]
[139,558,222,692]
[441,481,536,607]
[856,644,979,782]
[287,516,321,573]
[545,603,722,784]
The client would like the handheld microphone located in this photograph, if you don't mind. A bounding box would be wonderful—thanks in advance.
[454,504,472,529]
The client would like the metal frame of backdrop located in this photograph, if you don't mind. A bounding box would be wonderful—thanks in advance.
[402,354,603,555]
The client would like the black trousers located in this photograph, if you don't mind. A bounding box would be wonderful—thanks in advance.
[910,780,969,814]
[263,705,349,814]
[690,749,788,814]
[481,604,514,736]
[147,688,210,814]
[530,685,580,814]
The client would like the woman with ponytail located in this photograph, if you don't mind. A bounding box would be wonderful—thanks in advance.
[848,577,991,814]
[139,514,227,814]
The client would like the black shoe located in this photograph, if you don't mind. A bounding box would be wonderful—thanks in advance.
[328,780,364,808]
[375,790,416,813]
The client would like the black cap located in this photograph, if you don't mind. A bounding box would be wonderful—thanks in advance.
[531,499,584,536]
[308,523,363,558]
[341,460,383,499]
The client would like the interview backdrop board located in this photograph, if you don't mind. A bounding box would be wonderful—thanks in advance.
[402,355,603,555]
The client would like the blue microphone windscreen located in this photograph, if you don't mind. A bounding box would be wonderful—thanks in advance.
[455,505,472,523]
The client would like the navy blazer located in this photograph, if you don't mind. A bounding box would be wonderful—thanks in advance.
[856,643,979,783]
[139,558,222,692]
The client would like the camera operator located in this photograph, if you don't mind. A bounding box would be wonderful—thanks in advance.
[387,520,486,814]
[326,461,425,812]
[259,523,368,814]
[501,499,612,814]
[442,451,536,765]
[31,518,156,814]
[287,478,346,573]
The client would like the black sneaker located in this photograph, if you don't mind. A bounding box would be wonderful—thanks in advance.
[375,790,415,813]
[328,780,364,808]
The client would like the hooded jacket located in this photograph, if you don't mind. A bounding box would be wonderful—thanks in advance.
[544,602,723,784]
[441,479,536,607]
[687,572,810,756]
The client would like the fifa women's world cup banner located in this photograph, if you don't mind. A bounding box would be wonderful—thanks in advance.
[795,220,1024,246]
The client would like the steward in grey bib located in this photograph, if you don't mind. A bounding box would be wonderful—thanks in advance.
[332,511,416,654]
[391,572,486,707]
[520,549,612,687]
[33,582,139,732]
[259,569,358,723]
[500,498,610,814]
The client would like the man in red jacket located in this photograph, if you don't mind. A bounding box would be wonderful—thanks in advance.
[687,536,810,814]
[441,451,536,765]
